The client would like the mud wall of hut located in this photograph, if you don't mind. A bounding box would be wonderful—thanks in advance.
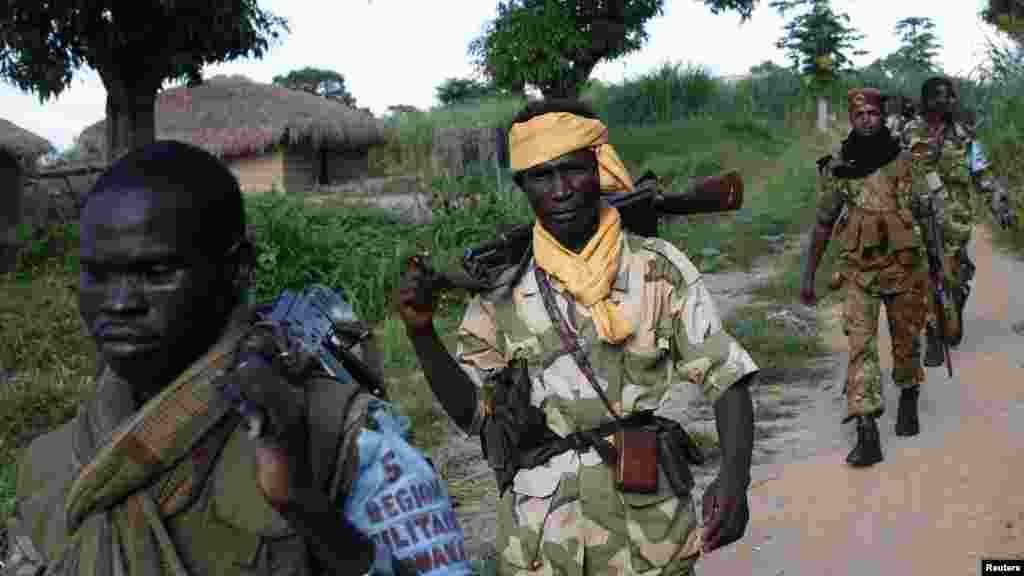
[228,150,285,193]
[282,147,318,192]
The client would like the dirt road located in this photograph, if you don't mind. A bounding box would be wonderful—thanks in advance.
[697,226,1024,575]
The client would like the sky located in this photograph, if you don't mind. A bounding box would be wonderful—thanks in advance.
[0,0,1009,152]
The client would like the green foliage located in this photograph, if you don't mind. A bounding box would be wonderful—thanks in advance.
[699,0,760,21]
[435,77,499,106]
[976,44,1024,254]
[982,0,1024,44]
[0,1,288,101]
[468,0,667,98]
[723,305,826,375]
[770,0,866,90]
[891,17,942,73]
[376,96,525,174]
[272,67,357,106]
[596,63,721,126]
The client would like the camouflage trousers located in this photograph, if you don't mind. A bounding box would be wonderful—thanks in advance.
[495,464,702,576]
[923,243,970,345]
[842,263,928,421]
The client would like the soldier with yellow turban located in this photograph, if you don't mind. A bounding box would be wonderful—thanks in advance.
[802,88,929,467]
[399,99,759,576]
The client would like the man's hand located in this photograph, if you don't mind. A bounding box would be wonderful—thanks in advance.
[227,326,316,508]
[701,475,751,553]
[398,254,439,335]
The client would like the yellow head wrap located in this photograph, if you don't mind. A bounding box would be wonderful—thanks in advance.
[508,111,634,343]
[509,111,634,194]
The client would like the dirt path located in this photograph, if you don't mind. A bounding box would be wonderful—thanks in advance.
[697,226,1024,575]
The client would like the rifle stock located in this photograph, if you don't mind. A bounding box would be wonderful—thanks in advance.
[411,170,744,292]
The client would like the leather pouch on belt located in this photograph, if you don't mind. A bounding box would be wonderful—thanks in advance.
[615,427,659,494]
[656,423,697,497]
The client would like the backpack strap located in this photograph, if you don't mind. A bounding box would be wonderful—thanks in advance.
[306,376,371,501]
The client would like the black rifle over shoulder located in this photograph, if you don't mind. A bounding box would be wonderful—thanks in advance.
[913,173,954,377]
[411,170,744,293]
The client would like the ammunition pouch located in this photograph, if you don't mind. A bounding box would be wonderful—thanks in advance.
[480,362,705,497]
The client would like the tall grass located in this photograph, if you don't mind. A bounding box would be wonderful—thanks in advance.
[973,43,1024,253]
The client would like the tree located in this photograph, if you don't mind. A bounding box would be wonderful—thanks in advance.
[468,0,758,99]
[434,77,496,106]
[890,17,941,73]
[770,0,865,131]
[771,0,865,85]
[982,0,1024,44]
[272,67,357,107]
[0,2,288,162]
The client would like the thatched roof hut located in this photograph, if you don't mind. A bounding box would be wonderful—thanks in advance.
[79,75,385,193]
[1,120,54,271]
[0,119,54,169]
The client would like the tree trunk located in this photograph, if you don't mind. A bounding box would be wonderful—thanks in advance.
[103,81,160,164]
[816,95,830,133]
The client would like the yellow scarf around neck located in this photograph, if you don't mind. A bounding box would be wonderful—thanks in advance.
[532,205,633,343]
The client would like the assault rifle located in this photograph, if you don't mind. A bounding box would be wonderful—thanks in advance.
[223,285,388,438]
[914,173,954,377]
[410,170,744,292]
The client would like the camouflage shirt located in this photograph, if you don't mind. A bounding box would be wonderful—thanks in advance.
[455,233,758,573]
[819,147,925,282]
[901,117,993,248]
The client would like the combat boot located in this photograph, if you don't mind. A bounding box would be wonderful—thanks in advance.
[894,385,920,436]
[923,321,945,367]
[846,415,883,467]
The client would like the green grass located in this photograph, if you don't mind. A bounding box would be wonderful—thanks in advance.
[723,304,828,377]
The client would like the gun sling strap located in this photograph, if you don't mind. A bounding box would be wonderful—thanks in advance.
[529,267,702,472]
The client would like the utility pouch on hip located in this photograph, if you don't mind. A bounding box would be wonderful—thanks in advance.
[615,427,659,493]
[656,424,697,497]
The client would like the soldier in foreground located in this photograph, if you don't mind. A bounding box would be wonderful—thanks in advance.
[2,142,385,575]
[399,99,759,576]
[901,77,1017,364]
[802,88,929,467]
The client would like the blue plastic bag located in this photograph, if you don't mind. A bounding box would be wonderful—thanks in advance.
[345,399,473,576]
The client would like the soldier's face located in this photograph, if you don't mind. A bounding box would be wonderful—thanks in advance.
[79,186,236,389]
[851,105,882,137]
[518,148,602,252]
[926,84,955,117]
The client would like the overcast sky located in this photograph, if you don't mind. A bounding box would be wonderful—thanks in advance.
[0,0,1007,151]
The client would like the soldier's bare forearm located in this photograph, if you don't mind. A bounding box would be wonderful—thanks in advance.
[407,327,479,433]
[714,374,755,493]
[802,223,833,284]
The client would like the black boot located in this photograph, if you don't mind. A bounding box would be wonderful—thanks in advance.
[846,415,883,467]
[894,386,920,436]
[923,321,944,367]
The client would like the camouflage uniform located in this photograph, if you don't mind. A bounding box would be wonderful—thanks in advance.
[817,153,928,420]
[901,118,992,343]
[455,233,758,576]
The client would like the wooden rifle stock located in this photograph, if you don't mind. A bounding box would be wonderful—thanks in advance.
[409,170,744,292]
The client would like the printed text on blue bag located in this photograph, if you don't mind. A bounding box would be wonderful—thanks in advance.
[366,449,469,572]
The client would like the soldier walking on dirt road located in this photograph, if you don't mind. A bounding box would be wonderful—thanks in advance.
[802,88,929,467]
[399,99,760,576]
[900,77,1017,365]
